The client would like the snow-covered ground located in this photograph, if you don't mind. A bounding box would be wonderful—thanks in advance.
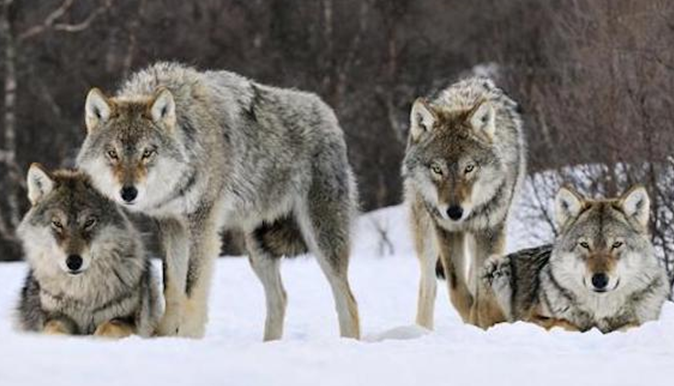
[1,205,673,386]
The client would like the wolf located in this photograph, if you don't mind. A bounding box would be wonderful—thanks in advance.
[483,185,670,333]
[402,77,525,329]
[16,164,162,338]
[76,62,360,340]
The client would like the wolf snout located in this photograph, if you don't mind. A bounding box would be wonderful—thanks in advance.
[66,254,83,274]
[591,272,609,292]
[120,186,138,203]
[447,205,464,221]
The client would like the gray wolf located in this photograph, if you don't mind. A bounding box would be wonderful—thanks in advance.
[402,77,525,329]
[76,62,360,340]
[483,185,670,332]
[16,164,161,338]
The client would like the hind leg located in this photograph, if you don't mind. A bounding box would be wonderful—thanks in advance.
[245,233,287,341]
[296,196,360,339]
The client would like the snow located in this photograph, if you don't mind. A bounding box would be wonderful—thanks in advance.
[1,204,673,386]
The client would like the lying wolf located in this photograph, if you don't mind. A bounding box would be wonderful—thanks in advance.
[483,185,670,332]
[16,165,161,338]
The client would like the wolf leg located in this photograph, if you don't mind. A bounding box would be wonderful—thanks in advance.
[471,227,508,328]
[94,320,135,339]
[412,203,438,329]
[245,233,287,341]
[436,228,474,323]
[179,209,220,338]
[481,255,513,320]
[155,218,189,337]
[296,201,360,339]
[246,234,288,342]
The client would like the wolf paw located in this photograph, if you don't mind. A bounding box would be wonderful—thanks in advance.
[94,320,134,339]
[43,320,71,336]
[482,255,511,287]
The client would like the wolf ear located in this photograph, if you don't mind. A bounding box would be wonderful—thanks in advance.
[555,186,584,228]
[410,98,437,142]
[150,88,176,128]
[27,163,54,205]
[469,101,496,139]
[85,88,112,132]
[620,185,650,227]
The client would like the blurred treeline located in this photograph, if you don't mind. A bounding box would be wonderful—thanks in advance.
[1,0,674,267]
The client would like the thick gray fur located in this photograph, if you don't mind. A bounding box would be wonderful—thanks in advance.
[77,62,360,340]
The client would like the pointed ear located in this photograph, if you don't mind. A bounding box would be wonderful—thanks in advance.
[469,100,496,138]
[27,163,55,206]
[620,185,650,227]
[149,88,176,128]
[85,88,112,132]
[555,186,585,228]
[410,98,437,142]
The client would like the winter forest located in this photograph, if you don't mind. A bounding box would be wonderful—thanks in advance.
[2,1,674,386]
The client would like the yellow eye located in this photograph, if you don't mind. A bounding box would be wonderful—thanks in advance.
[84,218,97,229]
[142,149,155,160]
[430,164,442,175]
[51,220,63,230]
[107,150,118,160]
[579,242,590,250]
[612,241,623,249]
[464,165,475,174]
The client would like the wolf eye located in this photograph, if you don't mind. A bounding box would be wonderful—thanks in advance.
[83,217,97,229]
[142,148,156,160]
[107,150,118,160]
[464,164,475,174]
[51,220,63,230]
[430,164,443,175]
[612,241,623,249]
[579,241,590,250]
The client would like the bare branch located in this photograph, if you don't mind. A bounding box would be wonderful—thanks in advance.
[18,0,112,41]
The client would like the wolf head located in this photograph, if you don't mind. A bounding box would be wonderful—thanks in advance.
[551,185,655,296]
[76,87,190,211]
[17,164,131,276]
[403,97,505,224]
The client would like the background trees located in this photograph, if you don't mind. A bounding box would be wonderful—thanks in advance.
[1,0,673,282]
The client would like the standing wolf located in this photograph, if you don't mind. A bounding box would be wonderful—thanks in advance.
[16,165,161,337]
[77,62,360,340]
[402,77,525,329]
[483,186,670,333]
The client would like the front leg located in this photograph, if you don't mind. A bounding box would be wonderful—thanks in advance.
[470,226,508,328]
[156,218,189,337]
[178,205,221,338]
[94,320,136,339]
[43,317,77,336]
[435,228,474,323]
[481,254,513,321]
[412,203,439,330]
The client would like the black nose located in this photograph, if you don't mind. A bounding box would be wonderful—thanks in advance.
[120,186,138,202]
[447,205,464,221]
[591,273,609,290]
[66,254,83,271]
